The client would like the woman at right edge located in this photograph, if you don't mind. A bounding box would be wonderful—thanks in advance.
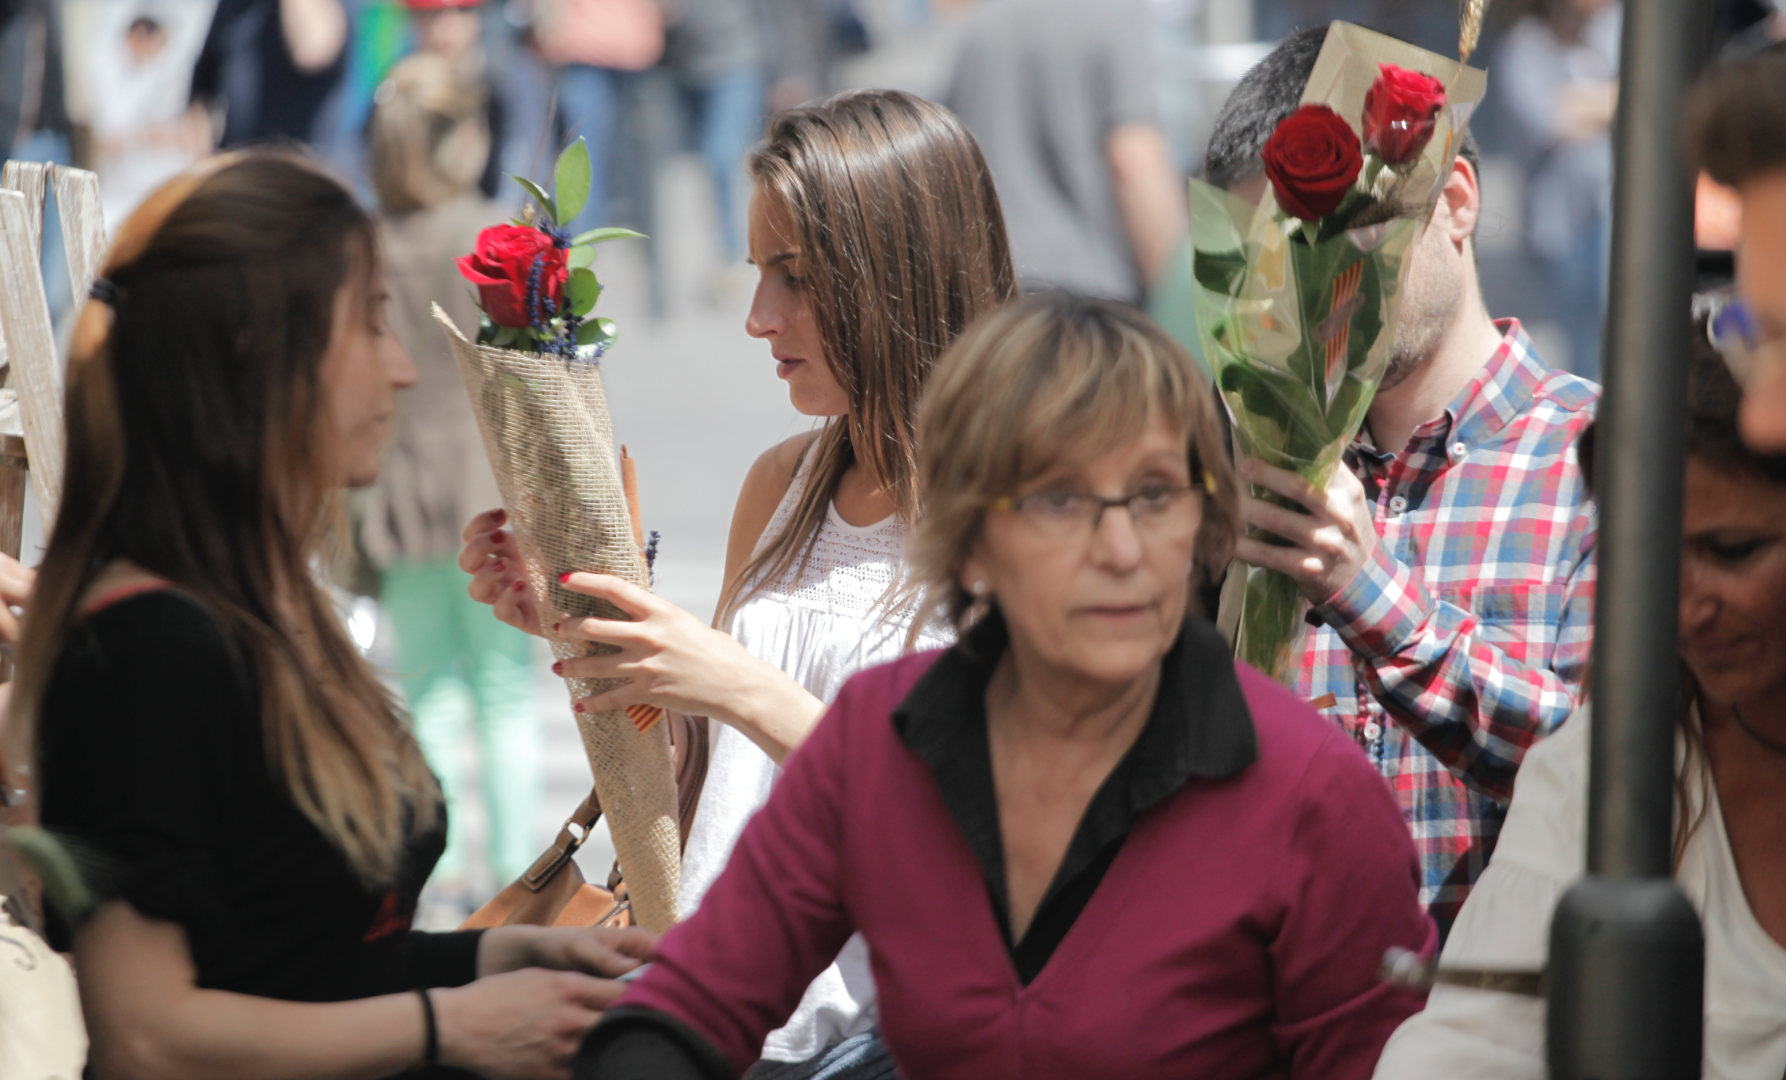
[460,89,1017,1077]
[1373,298,1786,1078]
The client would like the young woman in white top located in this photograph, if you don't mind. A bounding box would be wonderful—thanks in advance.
[459,89,1017,1074]
[1373,300,1786,1080]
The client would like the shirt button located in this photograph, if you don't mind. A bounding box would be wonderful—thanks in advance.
[1388,495,1408,513]
[1364,722,1382,740]
[1451,441,1468,459]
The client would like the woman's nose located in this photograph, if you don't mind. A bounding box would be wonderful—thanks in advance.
[1090,503,1147,570]
[386,338,419,390]
[745,282,781,340]
[1678,568,1720,636]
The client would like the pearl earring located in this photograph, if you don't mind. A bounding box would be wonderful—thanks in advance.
[971,580,988,598]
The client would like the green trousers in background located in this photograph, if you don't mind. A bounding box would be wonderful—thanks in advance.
[382,558,541,886]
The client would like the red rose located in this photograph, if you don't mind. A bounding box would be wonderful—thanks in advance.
[1362,64,1447,166]
[456,225,568,329]
[1262,105,1364,222]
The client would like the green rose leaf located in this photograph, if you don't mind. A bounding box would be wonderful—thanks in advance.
[1192,248,1248,297]
[511,176,558,225]
[568,267,601,317]
[555,138,592,225]
[568,245,596,269]
[571,226,647,247]
[577,316,618,348]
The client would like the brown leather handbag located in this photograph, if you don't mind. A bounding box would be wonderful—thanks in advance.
[460,709,710,930]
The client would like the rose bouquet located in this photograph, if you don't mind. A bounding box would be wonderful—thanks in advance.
[1190,23,1486,682]
[433,139,683,932]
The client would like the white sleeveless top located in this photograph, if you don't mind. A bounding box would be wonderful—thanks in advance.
[679,451,953,1064]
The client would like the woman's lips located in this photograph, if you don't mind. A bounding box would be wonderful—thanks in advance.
[1079,604,1152,623]
[1685,636,1763,672]
[776,357,805,379]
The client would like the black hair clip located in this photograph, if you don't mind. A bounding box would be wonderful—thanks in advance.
[89,278,123,307]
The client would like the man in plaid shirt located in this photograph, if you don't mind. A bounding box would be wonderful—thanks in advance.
[1205,29,1599,936]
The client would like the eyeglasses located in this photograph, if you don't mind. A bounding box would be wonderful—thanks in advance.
[1707,294,1786,388]
[989,483,1199,540]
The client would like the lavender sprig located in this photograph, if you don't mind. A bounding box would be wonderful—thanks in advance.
[644,530,660,588]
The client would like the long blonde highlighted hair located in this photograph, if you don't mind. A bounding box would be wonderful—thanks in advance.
[10,153,437,885]
[715,89,1017,624]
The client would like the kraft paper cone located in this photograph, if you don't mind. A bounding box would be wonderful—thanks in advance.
[433,305,680,932]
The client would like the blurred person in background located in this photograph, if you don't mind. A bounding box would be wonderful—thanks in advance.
[363,54,541,910]
[462,89,1015,1079]
[0,0,70,161]
[1204,26,1599,940]
[1374,301,1786,1080]
[404,0,507,197]
[0,0,74,322]
[944,0,1186,304]
[538,0,663,233]
[1688,45,1786,452]
[191,0,349,146]
[663,0,768,285]
[756,0,837,113]
[83,1,216,229]
[1496,0,1620,380]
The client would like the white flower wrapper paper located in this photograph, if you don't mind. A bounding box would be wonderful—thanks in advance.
[1191,22,1486,683]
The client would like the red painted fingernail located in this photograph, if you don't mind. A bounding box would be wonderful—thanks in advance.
[558,572,572,584]
[491,508,506,524]
[511,579,525,592]
[552,661,563,675]
[551,621,561,633]
[491,529,506,544]
[492,558,506,572]
[573,702,585,713]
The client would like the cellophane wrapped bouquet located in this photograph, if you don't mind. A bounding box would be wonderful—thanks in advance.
[433,140,682,932]
[1191,23,1486,682]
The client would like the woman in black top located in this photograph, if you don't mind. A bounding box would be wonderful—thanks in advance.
[9,152,653,1079]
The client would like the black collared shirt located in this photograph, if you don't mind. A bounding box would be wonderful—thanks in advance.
[892,609,1258,984]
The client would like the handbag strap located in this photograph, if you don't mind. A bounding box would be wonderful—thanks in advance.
[520,787,603,893]
[521,712,711,895]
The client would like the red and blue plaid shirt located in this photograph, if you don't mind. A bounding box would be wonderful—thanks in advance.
[1293,320,1598,933]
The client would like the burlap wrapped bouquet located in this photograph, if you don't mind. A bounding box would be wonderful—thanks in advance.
[437,140,679,931]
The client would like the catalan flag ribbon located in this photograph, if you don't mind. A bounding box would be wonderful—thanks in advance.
[626,703,665,733]
[1322,262,1365,408]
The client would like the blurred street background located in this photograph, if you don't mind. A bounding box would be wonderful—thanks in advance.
[3,0,1777,922]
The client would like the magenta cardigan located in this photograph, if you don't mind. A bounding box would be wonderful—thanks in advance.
[620,649,1434,1079]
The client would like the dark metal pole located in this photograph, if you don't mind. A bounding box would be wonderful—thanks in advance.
[1547,0,1710,1076]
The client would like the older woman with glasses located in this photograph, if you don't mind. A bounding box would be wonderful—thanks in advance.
[574,293,1435,1080]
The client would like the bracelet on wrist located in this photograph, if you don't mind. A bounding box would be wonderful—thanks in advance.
[413,988,439,1072]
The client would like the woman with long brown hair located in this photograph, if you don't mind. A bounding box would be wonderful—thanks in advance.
[13,153,653,1080]
[460,88,1016,1075]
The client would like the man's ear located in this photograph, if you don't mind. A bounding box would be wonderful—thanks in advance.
[1437,156,1483,249]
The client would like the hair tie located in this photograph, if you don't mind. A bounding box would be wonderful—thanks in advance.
[89,278,123,307]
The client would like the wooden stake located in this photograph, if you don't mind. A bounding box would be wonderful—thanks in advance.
[0,189,67,527]
[51,168,107,305]
[620,445,644,550]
